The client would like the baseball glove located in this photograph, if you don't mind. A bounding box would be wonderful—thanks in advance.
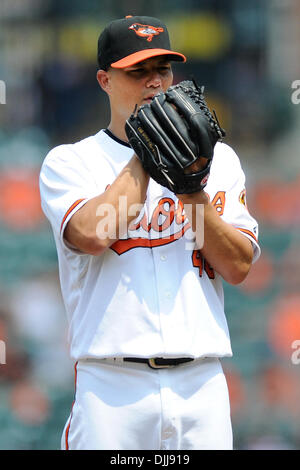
[125,80,225,194]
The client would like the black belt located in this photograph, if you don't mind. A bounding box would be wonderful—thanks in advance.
[123,357,194,369]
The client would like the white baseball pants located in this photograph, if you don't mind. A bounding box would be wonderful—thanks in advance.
[61,357,233,450]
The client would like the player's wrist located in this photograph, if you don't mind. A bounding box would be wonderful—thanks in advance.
[176,190,210,205]
[131,154,150,175]
[128,155,151,191]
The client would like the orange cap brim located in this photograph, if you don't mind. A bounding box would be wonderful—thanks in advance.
[111,49,186,68]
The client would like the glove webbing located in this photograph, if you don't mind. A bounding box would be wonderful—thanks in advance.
[172,81,225,140]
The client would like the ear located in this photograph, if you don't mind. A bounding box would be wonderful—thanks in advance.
[96,69,111,94]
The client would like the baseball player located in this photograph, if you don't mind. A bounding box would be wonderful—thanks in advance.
[39,15,260,450]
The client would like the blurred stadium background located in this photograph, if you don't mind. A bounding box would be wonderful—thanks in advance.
[1,0,300,450]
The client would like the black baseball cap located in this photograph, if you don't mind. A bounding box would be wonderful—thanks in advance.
[97,15,186,70]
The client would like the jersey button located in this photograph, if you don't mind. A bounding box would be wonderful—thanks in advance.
[160,255,167,261]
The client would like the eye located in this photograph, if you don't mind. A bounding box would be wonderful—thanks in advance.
[129,68,145,74]
[158,65,171,75]
[126,68,147,79]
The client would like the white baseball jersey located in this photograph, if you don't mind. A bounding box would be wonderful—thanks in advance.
[39,129,260,361]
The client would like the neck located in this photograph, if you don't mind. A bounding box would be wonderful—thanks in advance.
[108,117,129,143]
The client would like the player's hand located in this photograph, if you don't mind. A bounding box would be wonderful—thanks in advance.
[125,80,225,194]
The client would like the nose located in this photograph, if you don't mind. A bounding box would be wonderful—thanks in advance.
[146,71,162,89]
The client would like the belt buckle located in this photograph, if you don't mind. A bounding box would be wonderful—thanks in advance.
[148,358,172,369]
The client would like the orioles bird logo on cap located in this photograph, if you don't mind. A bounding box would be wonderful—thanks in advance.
[129,23,164,42]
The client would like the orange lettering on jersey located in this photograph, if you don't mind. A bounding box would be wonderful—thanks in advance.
[110,196,192,255]
[129,211,150,232]
[110,197,195,255]
[151,198,175,232]
[211,191,226,216]
[175,199,186,225]
[111,222,191,255]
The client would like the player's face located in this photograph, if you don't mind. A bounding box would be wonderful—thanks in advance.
[99,56,174,121]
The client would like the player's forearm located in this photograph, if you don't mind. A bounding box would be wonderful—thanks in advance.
[64,155,150,255]
[178,191,253,285]
[97,155,150,248]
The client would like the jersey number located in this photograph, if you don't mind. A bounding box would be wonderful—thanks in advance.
[192,250,215,279]
[211,191,226,216]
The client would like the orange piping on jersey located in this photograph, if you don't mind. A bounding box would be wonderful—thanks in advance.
[65,361,78,450]
[236,227,258,244]
[60,199,86,233]
[110,222,191,255]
